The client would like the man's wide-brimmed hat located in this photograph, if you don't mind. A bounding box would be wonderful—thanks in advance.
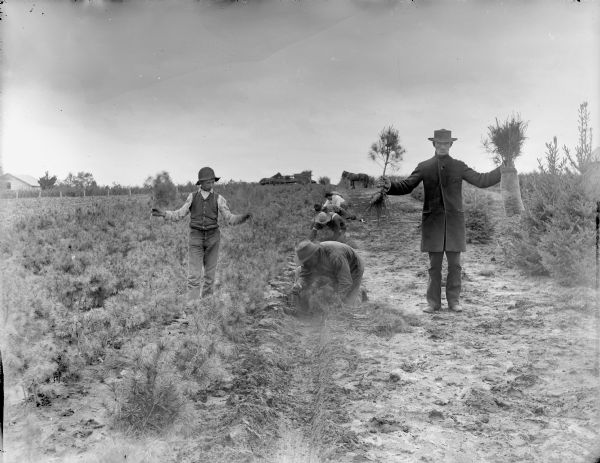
[315,212,331,225]
[295,240,320,264]
[196,167,220,185]
[428,129,457,142]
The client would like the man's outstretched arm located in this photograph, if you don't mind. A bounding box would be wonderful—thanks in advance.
[462,163,501,188]
[377,166,423,195]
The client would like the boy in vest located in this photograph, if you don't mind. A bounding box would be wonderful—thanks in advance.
[152,167,252,306]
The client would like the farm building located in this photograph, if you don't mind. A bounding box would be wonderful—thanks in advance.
[0,173,41,190]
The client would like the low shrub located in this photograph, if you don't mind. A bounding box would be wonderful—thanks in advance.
[363,302,412,339]
[463,187,497,244]
[109,342,185,435]
[465,208,494,244]
[538,216,595,287]
[501,171,596,286]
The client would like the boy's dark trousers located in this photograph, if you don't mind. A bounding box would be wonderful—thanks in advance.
[188,228,220,299]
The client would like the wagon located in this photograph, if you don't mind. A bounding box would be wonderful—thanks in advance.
[259,171,313,185]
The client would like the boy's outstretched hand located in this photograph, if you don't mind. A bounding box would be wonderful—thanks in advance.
[151,208,166,218]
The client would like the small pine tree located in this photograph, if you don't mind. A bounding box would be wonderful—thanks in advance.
[367,126,407,222]
[538,137,567,175]
[38,171,58,190]
[368,125,406,175]
[563,102,595,174]
[147,171,178,208]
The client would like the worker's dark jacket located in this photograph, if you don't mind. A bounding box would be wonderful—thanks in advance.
[310,213,346,241]
[297,241,363,297]
[387,155,501,252]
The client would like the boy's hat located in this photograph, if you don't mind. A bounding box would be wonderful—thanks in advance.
[196,167,220,184]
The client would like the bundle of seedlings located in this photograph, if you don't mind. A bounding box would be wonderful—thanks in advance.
[483,114,528,216]
[366,125,405,224]
[366,187,389,223]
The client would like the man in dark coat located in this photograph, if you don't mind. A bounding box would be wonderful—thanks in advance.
[378,129,501,313]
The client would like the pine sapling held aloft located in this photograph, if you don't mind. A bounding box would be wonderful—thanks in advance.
[367,125,405,223]
[483,114,528,216]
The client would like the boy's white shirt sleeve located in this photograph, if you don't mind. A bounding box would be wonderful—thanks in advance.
[217,194,246,225]
[164,193,193,221]
[163,191,245,225]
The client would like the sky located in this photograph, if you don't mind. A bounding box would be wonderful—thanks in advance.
[1,0,599,186]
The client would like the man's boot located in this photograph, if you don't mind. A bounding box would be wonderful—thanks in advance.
[423,303,441,314]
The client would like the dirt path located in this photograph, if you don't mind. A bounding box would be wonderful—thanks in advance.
[273,188,600,462]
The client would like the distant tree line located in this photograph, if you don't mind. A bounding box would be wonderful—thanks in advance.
[28,170,228,200]
[32,171,151,197]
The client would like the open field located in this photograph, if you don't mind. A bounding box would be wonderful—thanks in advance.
[1,182,599,462]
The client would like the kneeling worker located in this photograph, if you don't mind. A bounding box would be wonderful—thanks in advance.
[292,240,364,308]
[310,211,347,242]
[322,191,356,220]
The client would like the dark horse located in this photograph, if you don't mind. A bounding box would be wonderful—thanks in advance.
[341,171,370,189]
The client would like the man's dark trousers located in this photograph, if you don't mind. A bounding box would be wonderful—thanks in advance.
[427,251,461,309]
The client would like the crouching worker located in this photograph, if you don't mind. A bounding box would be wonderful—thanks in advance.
[322,191,357,220]
[292,240,364,311]
[151,167,252,306]
[310,211,347,242]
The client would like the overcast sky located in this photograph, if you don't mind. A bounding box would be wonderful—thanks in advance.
[1,0,598,186]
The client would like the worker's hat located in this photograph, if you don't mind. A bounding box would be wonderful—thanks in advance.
[295,240,320,264]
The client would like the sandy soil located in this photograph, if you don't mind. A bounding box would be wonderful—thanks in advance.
[263,188,600,462]
[4,188,600,463]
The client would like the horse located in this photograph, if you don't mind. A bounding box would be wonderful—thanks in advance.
[341,171,371,189]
